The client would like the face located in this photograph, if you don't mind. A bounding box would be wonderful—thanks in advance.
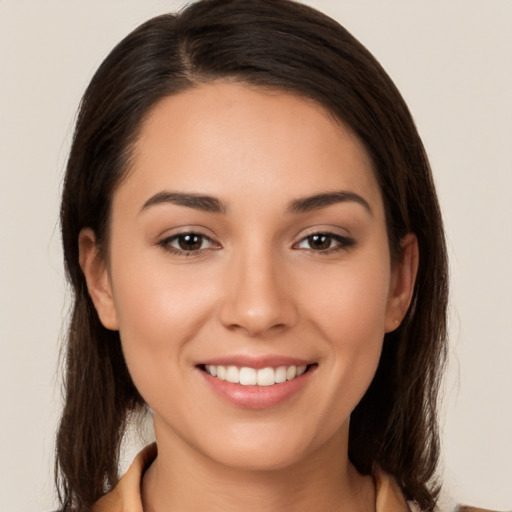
[81,82,416,472]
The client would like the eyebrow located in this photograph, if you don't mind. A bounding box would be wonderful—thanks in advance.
[140,189,372,216]
[140,191,227,214]
[286,191,373,215]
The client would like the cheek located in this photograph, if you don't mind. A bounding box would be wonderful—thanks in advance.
[302,252,392,342]
[112,246,218,328]
[298,252,390,410]
[109,256,218,398]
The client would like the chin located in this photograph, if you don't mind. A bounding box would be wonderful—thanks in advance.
[192,420,342,473]
[206,442,309,472]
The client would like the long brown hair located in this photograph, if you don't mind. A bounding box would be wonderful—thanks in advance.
[56,1,448,510]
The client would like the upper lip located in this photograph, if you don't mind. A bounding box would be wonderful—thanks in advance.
[196,355,314,369]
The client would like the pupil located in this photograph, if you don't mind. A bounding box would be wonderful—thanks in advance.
[179,234,202,251]
[310,234,331,250]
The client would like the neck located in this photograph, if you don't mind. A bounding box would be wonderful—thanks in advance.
[141,421,375,512]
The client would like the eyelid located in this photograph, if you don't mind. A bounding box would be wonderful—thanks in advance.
[158,230,221,255]
[155,225,355,256]
[292,230,355,253]
[293,223,352,239]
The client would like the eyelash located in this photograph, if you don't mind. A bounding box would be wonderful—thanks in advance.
[293,233,355,254]
[158,232,220,256]
[158,231,355,256]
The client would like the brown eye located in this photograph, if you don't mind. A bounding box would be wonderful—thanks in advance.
[295,232,355,253]
[160,232,219,254]
[307,233,332,250]
[177,233,203,251]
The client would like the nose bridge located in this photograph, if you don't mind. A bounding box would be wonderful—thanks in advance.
[219,238,296,336]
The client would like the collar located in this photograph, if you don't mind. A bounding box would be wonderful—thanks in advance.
[92,443,411,512]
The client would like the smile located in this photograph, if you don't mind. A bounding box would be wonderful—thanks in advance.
[204,364,308,386]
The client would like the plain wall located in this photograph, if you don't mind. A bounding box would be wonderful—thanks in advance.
[0,1,511,510]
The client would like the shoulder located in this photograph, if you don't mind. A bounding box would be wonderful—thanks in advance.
[91,443,157,512]
[455,507,505,512]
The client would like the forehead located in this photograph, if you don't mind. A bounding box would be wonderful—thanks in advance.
[119,81,383,217]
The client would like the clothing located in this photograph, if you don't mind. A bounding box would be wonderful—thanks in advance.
[91,444,500,512]
[91,443,412,512]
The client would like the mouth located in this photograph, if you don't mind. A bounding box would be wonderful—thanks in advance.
[196,356,317,409]
[198,363,315,386]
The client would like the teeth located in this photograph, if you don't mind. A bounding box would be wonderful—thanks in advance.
[239,367,257,385]
[275,366,287,383]
[286,366,296,380]
[204,364,308,386]
[216,365,226,380]
[226,366,239,383]
[257,367,275,386]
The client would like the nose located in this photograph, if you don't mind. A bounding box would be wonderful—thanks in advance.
[218,247,298,337]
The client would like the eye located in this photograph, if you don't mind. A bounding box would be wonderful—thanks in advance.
[159,232,219,254]
[294,232,354,252]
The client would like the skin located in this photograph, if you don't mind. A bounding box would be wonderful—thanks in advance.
[80,82,418,511]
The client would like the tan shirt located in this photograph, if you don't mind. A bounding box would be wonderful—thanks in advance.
[92,444,413,512]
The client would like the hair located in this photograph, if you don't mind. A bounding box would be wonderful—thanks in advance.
[56,0,448,510]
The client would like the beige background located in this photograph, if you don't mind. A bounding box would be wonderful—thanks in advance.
[1,1,511,510]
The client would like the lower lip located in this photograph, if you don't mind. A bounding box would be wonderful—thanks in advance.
[199,367,315,410]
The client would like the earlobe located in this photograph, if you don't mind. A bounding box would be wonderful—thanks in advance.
[385,233,419,333]
[78,228,119,331]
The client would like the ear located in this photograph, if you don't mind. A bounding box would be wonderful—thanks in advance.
[385,233,419,332]
[78,228,119,330]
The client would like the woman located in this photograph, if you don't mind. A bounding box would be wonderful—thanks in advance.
[56,0,453,510]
